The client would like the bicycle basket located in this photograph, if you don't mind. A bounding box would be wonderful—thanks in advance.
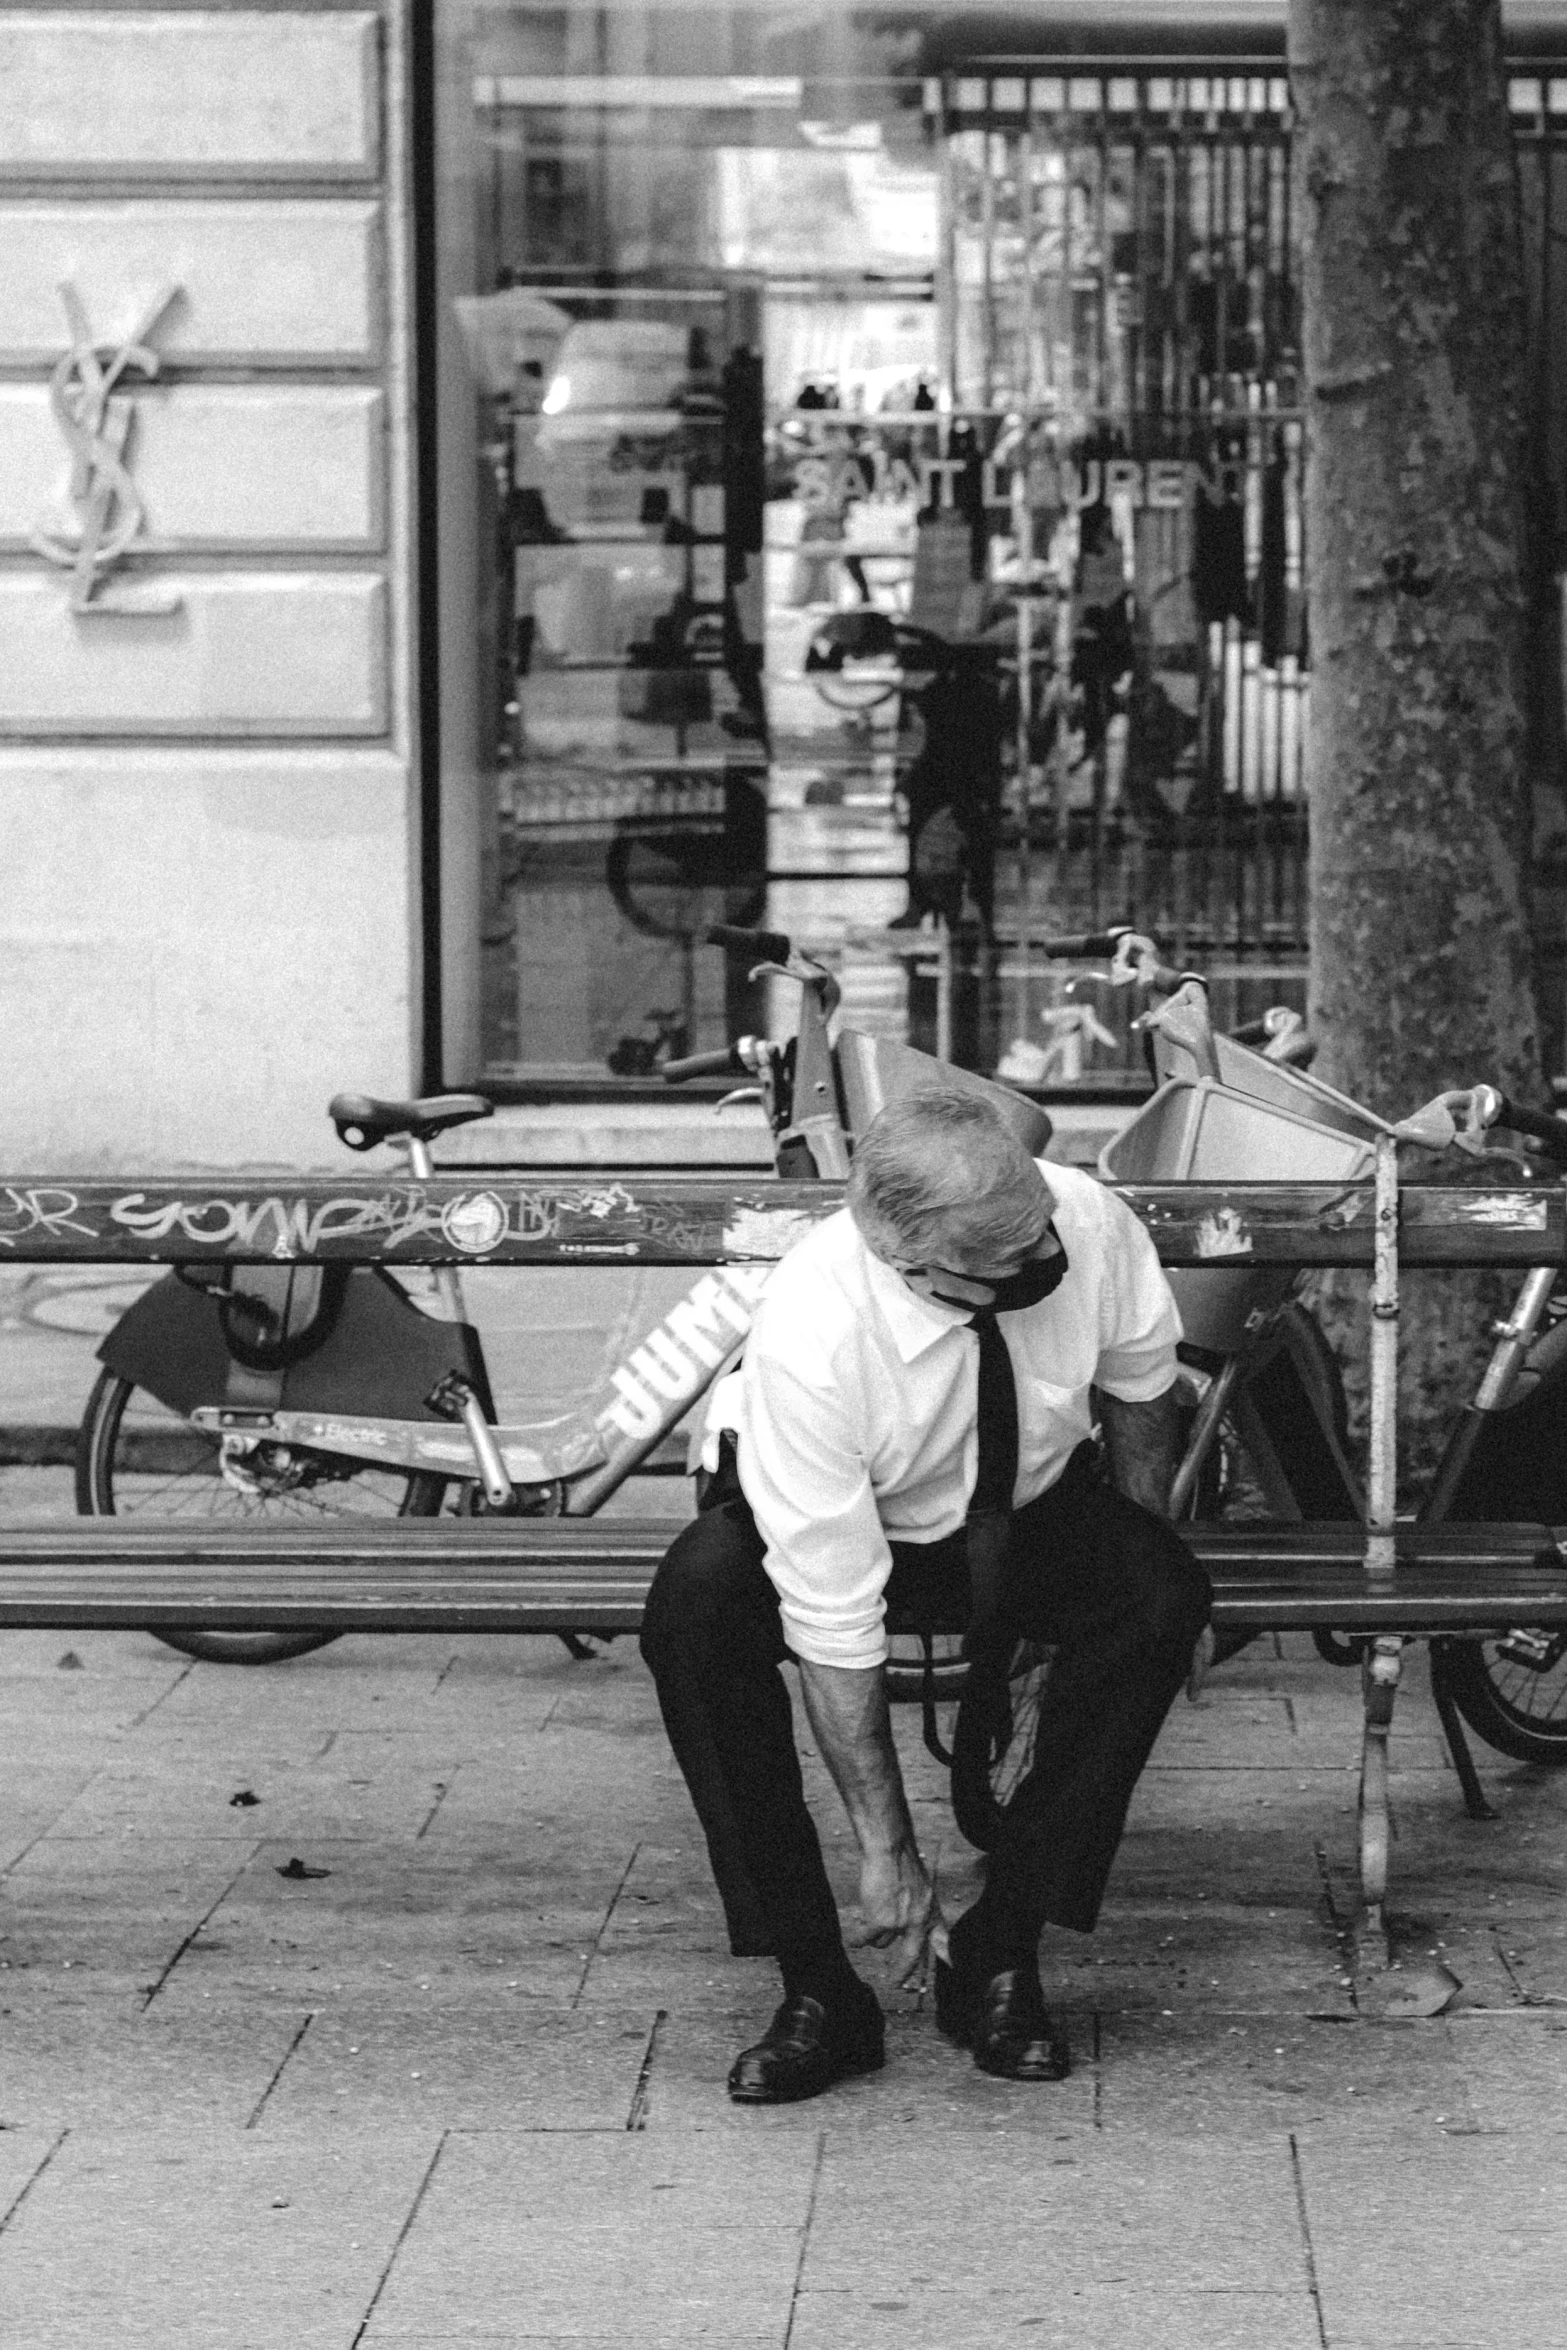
[835,1028,1053,1160]
[1151,1028,1396,1144]
[1099,1077,1376,1353]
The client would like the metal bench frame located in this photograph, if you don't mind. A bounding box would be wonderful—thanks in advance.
[4,1148,1564,1973]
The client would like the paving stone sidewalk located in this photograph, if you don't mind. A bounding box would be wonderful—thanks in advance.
[1,1465,1564,2348]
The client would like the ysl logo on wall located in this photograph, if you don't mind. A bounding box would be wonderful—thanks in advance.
[29,281,184,615]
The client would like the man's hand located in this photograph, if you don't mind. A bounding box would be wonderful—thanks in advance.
[849,1839,949,1990]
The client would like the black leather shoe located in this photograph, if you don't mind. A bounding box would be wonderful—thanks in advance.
[727,1989,885,2105]
[934,1958,1071,2082]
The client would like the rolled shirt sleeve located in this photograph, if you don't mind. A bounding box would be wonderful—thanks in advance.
[737,1343,893,1671]
[1091,1181,1184,1402]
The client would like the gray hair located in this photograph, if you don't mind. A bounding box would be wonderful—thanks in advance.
[847,1084,1048,1265]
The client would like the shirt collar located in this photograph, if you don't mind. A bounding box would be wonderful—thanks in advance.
[858,1229,973,1361]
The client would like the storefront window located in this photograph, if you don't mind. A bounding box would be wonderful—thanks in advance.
[435,7,1311,1091]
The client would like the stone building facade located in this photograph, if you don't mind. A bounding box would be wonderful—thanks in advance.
[1,3,423,1168]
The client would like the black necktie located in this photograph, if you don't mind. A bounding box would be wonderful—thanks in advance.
[965,1310,1019,1648]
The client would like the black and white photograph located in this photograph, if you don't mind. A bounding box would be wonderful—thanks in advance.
[1,0,1565,2341]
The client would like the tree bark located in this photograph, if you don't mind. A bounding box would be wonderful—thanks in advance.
[1290,0,1544,1480]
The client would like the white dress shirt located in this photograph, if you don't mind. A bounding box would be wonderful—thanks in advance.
[704,1161,1181,1671]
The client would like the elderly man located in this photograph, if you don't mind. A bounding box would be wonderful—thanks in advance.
[640,1085,1209,2102]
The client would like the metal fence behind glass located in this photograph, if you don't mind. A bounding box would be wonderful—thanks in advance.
[468,41,1567,1088]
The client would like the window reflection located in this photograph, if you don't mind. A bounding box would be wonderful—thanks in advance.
[448,11,1311,1090]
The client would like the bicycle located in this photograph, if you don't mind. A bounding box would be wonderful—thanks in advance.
[1391,1079,1567,1768]
[948,954,1567,1847]
[73,923,1051,1675]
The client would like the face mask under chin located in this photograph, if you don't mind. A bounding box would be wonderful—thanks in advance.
[904,1231,1069,1316]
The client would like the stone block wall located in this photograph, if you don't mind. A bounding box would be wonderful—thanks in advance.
[0,3,420,1169]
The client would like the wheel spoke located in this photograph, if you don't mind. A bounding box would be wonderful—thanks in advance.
[79,1372,445,1663]
[1484,1641,1567,1728]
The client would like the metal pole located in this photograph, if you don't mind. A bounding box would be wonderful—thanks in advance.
[981,128,996,412]
[937,83,958,409]
[1012,122,1036,1053]
[1167,1352,1243,1520]
[1358,1131,1401,1945]
[936,917,954,1064]
[409,1137,468,1324]
[1366,1131,1399,1579]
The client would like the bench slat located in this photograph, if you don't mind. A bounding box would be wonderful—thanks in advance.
[0,1584,656,1635]
[0,1519,1553,1568]
[0,1520,1560,1636]
[1202,1567,1567,1632]
[0,1576,1559,1635]
[0,1520,673,1567]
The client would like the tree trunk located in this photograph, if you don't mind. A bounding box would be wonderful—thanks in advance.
[1290,0,1544,1483]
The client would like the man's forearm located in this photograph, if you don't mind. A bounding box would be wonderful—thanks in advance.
[796,1654,944,1979]
[796,1658,917,1861]
[1098,1382,1182,1518]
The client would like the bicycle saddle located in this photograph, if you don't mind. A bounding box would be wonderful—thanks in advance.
[329,1092,494,1150]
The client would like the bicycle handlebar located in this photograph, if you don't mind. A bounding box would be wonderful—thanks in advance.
[662,1045,746,1084]
[708,922,1136,966]
[707,924,793,965]
[1400,1085,1567,1165]
[1494,1095,1567,1166]
[1036,928,1134,960]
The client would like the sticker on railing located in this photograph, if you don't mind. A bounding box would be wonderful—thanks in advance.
[1462,1195,1550,1228]
[1195,1208,1253,1258]
[722,1205,825,1260]
[441,1193,508,1254]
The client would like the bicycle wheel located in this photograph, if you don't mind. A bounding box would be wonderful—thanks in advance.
[1441,1632,1567,1765]
[75,1368,450,1663]
[1426,1312,1567,1765]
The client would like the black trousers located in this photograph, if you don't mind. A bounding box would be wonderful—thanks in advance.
[639,1453,1211,1988]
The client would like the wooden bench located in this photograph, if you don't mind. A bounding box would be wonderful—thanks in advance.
[2,1158,1564,1967]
